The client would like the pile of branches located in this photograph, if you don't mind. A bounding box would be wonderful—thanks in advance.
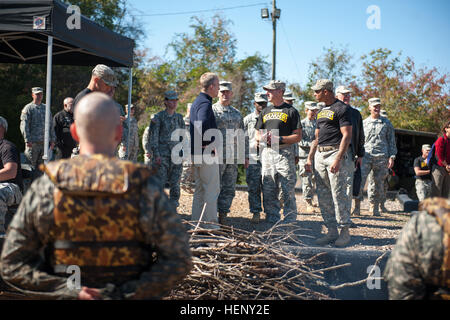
[166,221,339,300]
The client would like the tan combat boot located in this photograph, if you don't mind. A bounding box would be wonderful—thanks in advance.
[305,199,315,213]
[315,227,339,246]
[351,199,361,216]
[334,226,351,247]
[369,203,380,216]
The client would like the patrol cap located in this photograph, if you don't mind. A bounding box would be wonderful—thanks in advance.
[304,101,320,110]
[335,85,351,95]
[219,81,232,92]
[263,80,286,91]
[380,109,387,117]
[125,104,135,109]
[283,91,295,101]
[422,144,431,151]
[164,90,178,100]
[368,97,381,107]
[311,79,334,92]
[317,102,326,109]
[92,64,118,87]
[254,92,268,103]
[32,87,43,94]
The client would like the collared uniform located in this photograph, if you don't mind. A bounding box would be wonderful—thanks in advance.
[20,102,56,168]
[212,102,247,216]
[255,103,301,223]
[244,111,262,214]
[149,109,185,208]
[357,116,397,204]
[298,117,317,200]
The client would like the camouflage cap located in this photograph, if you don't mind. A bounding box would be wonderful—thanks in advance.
[311,79,334,92]
[335,85,351,95]
[263,80,286,91]
[254,92,268,103]
[317,102,326,109]
[125,104,135,109]
[380,109,387,117]
[283,92,295,101]
[92,64,118,87]
[32,87,43,93]
[422,144,431,151]
[164,90,178,100]
[219,81,232,92]
[368,97,381,107]
[304,101,319,110]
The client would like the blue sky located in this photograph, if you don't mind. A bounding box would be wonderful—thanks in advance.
[127,0,450,86]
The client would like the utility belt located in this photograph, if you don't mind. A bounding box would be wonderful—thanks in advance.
[318,145,340,152]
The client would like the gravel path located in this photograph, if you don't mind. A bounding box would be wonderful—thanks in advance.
[177,190,412,251]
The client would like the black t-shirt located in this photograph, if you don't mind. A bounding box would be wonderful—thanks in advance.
[414,156,432,180]
[0,139,23,191]
[53,110,77,155]
[73,88,92,110]
[255,103,301,141]
[317,99,352,146]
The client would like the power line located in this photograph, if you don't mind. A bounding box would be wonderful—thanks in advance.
[133,3,266,17]
[279,18,302,82]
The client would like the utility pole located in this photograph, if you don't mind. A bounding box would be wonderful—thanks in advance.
[261,1,281,80]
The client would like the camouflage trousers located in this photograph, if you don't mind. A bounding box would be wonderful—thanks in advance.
[314,148,353,229]
[24,141,44,169]
[154,155,183,208]
[357,154,389,204]
[298,157,315,200]
[246,161,262,214]
[180,161,195,194]
[367,171,388,204]
[261,146,297,222]
[0,183,22,233]
[218,163,238,215]
[415,179,432,202]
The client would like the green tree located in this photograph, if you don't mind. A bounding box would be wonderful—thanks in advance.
[350,48,450,132]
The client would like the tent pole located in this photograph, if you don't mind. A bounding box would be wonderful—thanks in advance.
[126,67,132,159]
[43,35,53,164]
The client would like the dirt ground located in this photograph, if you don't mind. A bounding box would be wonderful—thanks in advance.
[177,189,412,251]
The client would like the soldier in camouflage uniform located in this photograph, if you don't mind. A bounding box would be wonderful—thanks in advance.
[244,92,267,222]
[213,81,248,222]
[180,104,195,194]
[149,91,185,208]
[298,101,320,213]
[306,79,353,247]
[20,87,56,173]
[0,92,192,300]
[384,197,450,300]
[355,98,397,216]
[142,114,155,166]
[119,104,139,162]
[255,80,302,224]
[413,144,433,201]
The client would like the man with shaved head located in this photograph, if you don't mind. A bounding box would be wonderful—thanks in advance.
[53,97,77,159]
[1,92,192,300]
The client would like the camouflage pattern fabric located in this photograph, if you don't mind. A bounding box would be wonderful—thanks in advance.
[261,145,297,223]
[119,116,139,162]
[415,179,433,202]
[20,102,56,168]
[362,116,397,158]
[314,149,353,230]
[213,103,247,215]
[149,110,185,206]
[180,115,195,194]
[142,126,152,165]
[298,117,317,200]
[243,111,260,162]
[0,154,192,300]
[0,182,22,234]
[357,154,389,204]
[245,161,262,214]
[384,197,450,300]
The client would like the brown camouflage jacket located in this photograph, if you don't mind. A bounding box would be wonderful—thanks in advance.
[384,197,450,299]
[0,154,192,300]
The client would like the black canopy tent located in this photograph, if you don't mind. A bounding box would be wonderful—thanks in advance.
[0,0,135,161]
